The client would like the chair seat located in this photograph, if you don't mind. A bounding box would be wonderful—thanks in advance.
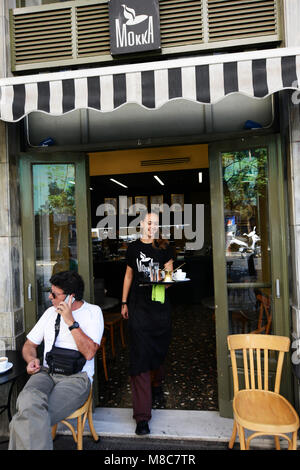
[234,389,299,434]
[104,312,123,324]
[101,298,119,310]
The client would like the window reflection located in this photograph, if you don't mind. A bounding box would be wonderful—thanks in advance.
[222,149,272,335]
[228,288,272,335]
[223,149,270,284]
[33,164,77,318]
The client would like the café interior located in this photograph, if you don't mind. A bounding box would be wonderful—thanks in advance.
[88,148,218,411]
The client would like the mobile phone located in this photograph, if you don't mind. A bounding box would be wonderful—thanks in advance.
[65,295,75,304]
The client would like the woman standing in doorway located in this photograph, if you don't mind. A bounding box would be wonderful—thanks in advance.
[121,212,174,436]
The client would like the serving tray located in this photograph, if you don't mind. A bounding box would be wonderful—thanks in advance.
[139,278,190,286]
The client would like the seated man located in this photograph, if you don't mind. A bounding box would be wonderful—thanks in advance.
[9,270,103,451]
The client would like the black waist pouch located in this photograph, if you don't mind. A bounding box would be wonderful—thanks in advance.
[46,346,86,375]
[46,313,86,375]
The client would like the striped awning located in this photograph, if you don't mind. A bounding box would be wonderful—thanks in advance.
[1,47,300,123]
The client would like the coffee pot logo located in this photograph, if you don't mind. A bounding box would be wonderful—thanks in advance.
[109,0,161,55]
[122,5,148,25]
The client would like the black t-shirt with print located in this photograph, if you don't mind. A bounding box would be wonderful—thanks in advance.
[126,239,173,287]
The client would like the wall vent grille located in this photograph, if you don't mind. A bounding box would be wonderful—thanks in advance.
[141,157,190,166]
[10,0,281,72]
[12,7,73,65]
[207,0,278,42]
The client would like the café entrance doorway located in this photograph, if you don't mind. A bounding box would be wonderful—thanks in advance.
[89,144,218,412]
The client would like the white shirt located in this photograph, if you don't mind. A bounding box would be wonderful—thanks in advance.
[27,301,104,382]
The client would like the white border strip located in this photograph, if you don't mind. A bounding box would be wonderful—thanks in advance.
[1,47,300,87]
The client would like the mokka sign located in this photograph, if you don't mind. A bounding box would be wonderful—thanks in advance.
[109,0,161,55]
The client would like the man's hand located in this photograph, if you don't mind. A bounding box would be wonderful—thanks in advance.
[56,294,74,327]
[27,358,41,375]
[23,339,40,375]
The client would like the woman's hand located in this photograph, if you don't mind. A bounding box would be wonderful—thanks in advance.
[164,259,174,288]
[121,266,133,320]
[164,260,173,272]
[121,304,129,319]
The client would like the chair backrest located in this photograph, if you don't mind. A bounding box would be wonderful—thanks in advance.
[227,334,290,396]
[94,278,105,304]
[251,294,272,334]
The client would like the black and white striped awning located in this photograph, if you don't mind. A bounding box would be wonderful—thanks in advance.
[1,47,300,123]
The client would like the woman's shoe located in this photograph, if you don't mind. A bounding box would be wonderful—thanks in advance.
[135,420,150,435]
[152,385,165,407]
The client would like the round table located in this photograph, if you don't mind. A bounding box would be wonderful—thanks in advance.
[0,350,27,422]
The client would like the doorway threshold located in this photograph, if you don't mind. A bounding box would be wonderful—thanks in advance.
[57,407,293,449]
[91,407,233,442]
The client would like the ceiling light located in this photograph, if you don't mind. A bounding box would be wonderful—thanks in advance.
[154,175,164,186]
[198,172,202,183]
[110,178,128,189]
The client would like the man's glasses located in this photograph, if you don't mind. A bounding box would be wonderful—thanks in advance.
[49,290,65,299]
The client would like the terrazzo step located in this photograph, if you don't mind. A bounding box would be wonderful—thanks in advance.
[56,407,298,449]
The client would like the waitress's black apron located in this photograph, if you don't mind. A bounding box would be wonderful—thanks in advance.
[128,283,171,376]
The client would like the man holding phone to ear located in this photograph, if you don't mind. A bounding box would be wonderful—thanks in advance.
[9,271,104,450]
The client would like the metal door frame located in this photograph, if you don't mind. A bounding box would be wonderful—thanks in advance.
[19,152,93,334]
[209,134,291,417]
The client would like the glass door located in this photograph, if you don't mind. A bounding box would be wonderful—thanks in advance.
[19,153,92,333]
[209,135,292,417]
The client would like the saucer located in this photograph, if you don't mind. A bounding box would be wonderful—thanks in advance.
[0,362,13,374]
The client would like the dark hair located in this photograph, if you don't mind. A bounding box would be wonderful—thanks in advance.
[49,271,84,301]
[152,238,169,250]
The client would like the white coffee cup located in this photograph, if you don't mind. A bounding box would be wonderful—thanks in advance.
[176,271,187,280]
[0,356,8,372]
[173,269,181,280]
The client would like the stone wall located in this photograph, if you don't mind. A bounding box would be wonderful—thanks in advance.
[0,123,24,351]
[0,1,25,437]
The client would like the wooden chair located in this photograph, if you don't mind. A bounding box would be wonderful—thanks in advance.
[94,278,119,311]
[51,387,99,450]
[98,336,108,381]
[104,312,125,357]
[227,334,299,450]
[230,310,249,333]
[251,294,272,334]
